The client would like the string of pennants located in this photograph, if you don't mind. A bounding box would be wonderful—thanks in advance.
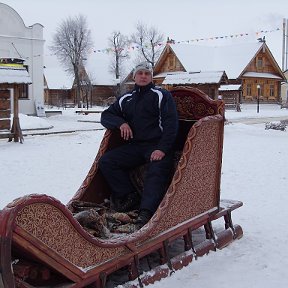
[90,27,281,54]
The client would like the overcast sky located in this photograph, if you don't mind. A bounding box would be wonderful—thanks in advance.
[2,0,288,66]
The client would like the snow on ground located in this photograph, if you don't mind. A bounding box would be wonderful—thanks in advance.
[1,104,288,288]
[225,103,288,119]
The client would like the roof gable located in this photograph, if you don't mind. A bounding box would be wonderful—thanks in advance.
[153,45,185,75]
[239,43,285,79]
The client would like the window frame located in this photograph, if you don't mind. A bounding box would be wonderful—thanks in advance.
[246,84,252,96]
[256,56,263,69]
[18,65,29,99]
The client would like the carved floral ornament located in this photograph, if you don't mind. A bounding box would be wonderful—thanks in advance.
[15,203,127,267]
[173,95,216,119]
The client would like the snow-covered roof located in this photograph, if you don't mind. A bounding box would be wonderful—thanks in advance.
[162,71,225,85]
[85,52,114,85]
[219,84,241,91]
[168,42,263,79]
[85,52,129,86]
[44,67,73,89]
[44,55,73,89]
[242,71,282,79]
[0,65,32,84]
[154,71,184,79]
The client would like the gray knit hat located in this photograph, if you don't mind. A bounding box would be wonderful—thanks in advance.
[133,61,153,78]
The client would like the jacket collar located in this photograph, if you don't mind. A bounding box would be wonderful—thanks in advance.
[134,82,154,93]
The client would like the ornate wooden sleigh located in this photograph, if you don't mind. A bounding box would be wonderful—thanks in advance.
[0,87,243,288]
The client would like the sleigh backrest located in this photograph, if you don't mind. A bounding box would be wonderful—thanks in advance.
[172,86,224,120]
[171,86,224,152]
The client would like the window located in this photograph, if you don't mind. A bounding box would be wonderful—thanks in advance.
[246,84,252,96]
[19,65,29,99]
[18,84,29,99]
[269,85,274,97]
[256,57,263,68]
[168,56,175,69]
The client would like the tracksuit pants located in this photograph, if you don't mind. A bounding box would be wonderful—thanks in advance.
[99,142,173,213]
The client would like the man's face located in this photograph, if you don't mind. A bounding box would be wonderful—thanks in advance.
[134,70,152,86]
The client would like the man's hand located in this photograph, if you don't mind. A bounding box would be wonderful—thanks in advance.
[120,123,133,140]
[150,150,165,161]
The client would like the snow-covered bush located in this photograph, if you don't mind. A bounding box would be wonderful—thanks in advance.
[280,119,288,125]
[265,122,287,131]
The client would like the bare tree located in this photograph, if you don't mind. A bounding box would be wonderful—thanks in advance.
[80,76,92,109]
[130,22,164,68]
[108,31,129,95]
[50,15,93,107]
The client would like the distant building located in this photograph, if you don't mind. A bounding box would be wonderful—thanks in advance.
[219,84,242,111]
[44,55,74,107]
[44,52,122,107]
[83,52,121,106]
[0,2,44,115]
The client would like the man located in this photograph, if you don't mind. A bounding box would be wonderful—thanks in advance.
[99,61,178,228]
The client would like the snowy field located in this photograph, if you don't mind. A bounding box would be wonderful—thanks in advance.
[1,104,288,287]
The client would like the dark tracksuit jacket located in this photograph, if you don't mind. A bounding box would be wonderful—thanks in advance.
[101,82,178,153]
[99,82,178,212]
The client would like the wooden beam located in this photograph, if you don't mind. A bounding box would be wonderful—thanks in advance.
[9,85,24,143]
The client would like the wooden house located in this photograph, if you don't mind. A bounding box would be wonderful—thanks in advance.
[152,45,229,99]
[136,42,285,106]
[239,43,285,103]
[44,52,120,107]
[83,52,120,106]
[44,55,74,108]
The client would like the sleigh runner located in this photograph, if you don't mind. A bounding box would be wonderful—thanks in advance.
[0,87,243,287]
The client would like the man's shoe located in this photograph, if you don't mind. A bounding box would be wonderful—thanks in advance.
[135,209,153,228]
[111,193,140,212]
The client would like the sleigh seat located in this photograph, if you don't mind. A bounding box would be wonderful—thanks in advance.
[0,87,243,288]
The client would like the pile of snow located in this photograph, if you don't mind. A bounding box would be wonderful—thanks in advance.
[12,113,53,130]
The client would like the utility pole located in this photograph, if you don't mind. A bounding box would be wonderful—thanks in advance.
[283,18,288,71]
[282,19,286,71]
[286,18,288,71]
[257,85,260,113]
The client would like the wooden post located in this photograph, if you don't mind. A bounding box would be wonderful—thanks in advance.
[9,85,24,143]
[13,85,19,142]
